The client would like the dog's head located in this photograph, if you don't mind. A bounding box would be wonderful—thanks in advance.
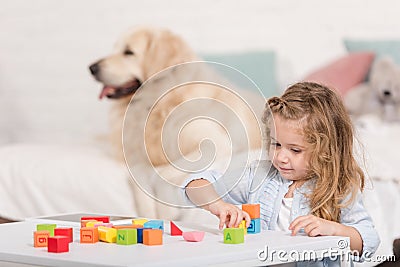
[89,26,196,100]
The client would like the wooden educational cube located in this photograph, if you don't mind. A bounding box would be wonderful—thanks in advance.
[116,229,137,245]
[80,216,110,223]
[132,218,148,226]
[48,236,69,253]
[34,230,49,248]
[136,228,151,243]
[242,204,260,219]
[85,221,100,228]
[237,220,247,235]
[98,226,117,243]
[170,221,183,236]
[54,228,73,243]
[93,223,113,228]
[224,228,244,244]
[36,224,57,237]
[113,224,143,230]
[80,227,99,243]
[182,231,205,242]
[81,220,99,228]
[143,220,164,232]
[143,229,163,246]
[247,218,261,234]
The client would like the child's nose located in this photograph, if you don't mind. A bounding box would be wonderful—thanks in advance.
[276,149,289,163]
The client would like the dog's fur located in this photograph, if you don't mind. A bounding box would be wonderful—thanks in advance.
[89,27,264,219]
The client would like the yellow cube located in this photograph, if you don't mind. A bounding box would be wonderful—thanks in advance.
[98,226,117,243]
[132,218,148,226]
[237,220,247,235]
[85,221,100,228]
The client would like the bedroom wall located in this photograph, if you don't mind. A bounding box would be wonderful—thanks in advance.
[1,0,399,144]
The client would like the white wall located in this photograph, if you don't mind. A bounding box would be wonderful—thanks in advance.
[1,0,400,144]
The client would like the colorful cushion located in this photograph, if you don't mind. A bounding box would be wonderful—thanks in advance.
[344,40,400,64]
[303,52,375,96]
[202,51,277,98]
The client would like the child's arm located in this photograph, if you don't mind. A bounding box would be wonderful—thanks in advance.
[185,179,251,230]
[289,215,363,253]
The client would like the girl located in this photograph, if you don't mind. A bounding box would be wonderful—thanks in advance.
[184,82,380,264]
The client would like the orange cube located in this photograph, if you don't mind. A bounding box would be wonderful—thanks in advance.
[80,227,99,243]
[242,204,260,219]
[143,229,163,246]
[34,230,50,247]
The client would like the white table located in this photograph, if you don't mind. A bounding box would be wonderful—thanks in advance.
[0,213,351,267]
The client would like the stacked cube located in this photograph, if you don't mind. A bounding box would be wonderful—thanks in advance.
[242,204,261,234]
[223,203,261,244]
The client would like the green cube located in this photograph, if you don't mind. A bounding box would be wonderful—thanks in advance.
[36,224,57,237]
[223,228,244,244]
[116,229,137,245]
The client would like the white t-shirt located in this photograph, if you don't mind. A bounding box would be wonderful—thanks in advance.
[277,197,293,232]
[277,197,296,267]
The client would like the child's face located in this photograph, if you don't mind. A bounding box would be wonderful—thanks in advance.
[268,114,311,181]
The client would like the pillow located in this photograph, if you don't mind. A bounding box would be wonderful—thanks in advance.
[303,52,375,96]
[344,40,400,64]
[201,51,277,98]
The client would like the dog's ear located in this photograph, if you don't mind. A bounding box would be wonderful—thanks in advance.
[143,30,196,79]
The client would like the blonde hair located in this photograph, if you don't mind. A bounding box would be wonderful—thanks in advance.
[262,82,365,222]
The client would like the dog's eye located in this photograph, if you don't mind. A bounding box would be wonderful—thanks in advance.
[123,49,135,56]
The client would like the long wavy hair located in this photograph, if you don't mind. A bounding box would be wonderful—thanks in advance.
[262,82,365,222]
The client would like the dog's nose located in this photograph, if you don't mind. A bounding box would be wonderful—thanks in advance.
[383,90,392,97]
[89,63,100,75]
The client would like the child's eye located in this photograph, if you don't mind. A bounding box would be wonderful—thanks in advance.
[271,142,281,147]
[291,148,301,153]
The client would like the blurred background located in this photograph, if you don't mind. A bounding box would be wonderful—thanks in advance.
[1,0,399,145]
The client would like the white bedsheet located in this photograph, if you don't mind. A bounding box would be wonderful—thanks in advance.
[0,144,137,220]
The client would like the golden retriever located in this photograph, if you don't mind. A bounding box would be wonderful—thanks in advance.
[89,26,264,220]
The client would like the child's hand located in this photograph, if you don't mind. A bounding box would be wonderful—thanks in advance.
[289,214,338,237]
[207,200,251,230]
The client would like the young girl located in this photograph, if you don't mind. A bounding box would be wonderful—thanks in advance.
[184,82,380,264]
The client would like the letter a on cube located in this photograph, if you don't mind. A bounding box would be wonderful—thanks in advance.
[223,228,244,244]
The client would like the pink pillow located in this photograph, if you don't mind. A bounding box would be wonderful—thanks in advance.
[303,52,375,96]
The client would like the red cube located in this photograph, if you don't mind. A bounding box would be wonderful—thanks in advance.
[54,228,73,243]
[80,216,110,223]
[48,236,69,253]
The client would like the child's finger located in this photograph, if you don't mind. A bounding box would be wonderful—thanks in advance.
[218,210,228,230]
[233,211,243,227]
[291,218,312,236]
[242,211,251,228]
[304,222,319,236]
[227,209,238,228]
[289,215,307,230]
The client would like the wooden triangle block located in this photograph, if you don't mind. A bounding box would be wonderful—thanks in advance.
[182,231,205,242]
[170,221,183,236]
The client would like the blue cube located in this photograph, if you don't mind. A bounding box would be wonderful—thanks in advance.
[143,220,164,232]
[247,218,261,234]
[136,227,151,243]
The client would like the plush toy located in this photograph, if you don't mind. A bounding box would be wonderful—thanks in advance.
[344,57,400,122]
